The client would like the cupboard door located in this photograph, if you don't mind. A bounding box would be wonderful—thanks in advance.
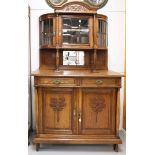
[41,88,75,134]
[39,17,56,47]
[59,15,93,48]
[80,88,116,135]
[96,18,108,48]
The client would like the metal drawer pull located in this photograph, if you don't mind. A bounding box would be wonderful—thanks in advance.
[96,80,103,85]
[52,79,61,85]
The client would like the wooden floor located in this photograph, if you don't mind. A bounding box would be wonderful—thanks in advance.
[28,130,126,155]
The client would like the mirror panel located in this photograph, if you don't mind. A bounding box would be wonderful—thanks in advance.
[63,51,84,66]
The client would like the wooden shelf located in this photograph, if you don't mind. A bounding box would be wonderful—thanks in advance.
[32,69,124,78]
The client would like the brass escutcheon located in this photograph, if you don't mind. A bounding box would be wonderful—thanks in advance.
[52,79,61,85]
[96,79,103,85]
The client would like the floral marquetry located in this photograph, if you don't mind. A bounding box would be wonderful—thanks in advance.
[50,97,66,122]
[90,97,105,122]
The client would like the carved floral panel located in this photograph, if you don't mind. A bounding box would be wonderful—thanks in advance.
[90,97,105,122]
[50,97,66,122]
[61,4,89,12]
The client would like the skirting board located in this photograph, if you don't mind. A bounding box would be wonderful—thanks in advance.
[30,129,126,139]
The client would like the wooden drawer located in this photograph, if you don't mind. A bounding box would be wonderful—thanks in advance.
[81,78,121,87]
[36,77,77,87]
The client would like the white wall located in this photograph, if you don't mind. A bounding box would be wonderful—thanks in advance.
[29,0,125,130]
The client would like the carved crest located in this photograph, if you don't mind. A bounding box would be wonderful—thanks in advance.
[90,97,105,122]
[50,97,66,122]
[61,4,89,12]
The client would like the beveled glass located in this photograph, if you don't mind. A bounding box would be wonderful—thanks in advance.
[98,19,107,48]
[40,19,54,46]
[62,18,89,45]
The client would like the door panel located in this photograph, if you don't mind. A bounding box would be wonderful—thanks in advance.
[96,17,108,49]
[42,88,74,134]
[80,88,116,135]
[59,15,93,48]
[39,17,56,47]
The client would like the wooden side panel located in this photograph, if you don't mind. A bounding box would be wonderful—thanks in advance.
[38,88,43,133]
[116,88,120,132]
[40,49,56,69]
[96,50,108,69]
[80,88,116,135]
[41,88,74,134]
[34,87,39,133]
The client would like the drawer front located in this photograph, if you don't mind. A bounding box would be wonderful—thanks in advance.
[81,78,121,87]
[36,77,76,87]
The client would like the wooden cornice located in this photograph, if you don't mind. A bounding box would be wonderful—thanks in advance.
[55,1,97,14]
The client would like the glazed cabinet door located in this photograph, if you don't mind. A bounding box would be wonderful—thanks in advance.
[79,88,116,135]
[59,15,93,49]
[39,15,56,48]
[38,88,76,134]
[96,16,108,49]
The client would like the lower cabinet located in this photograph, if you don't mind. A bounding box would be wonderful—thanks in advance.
[36,87,118,135]
[33,78,122,151]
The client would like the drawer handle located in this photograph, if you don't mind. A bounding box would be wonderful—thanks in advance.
[96,80,103,85]
[52,79,61,85]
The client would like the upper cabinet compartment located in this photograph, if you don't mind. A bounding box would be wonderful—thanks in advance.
[38,1,108,49]
[39,14,55,48]
[63,18,89,45]
[60,15,93,48]
[39,13,108,50]
[97,17,108,48]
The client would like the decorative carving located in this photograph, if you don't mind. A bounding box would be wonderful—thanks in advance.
[61,4,89,12]
[90,97,105,122]
[50,97,66,122]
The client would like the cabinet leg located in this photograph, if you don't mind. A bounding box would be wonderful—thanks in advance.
[113,144,118,152]
[36,144,40,151]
